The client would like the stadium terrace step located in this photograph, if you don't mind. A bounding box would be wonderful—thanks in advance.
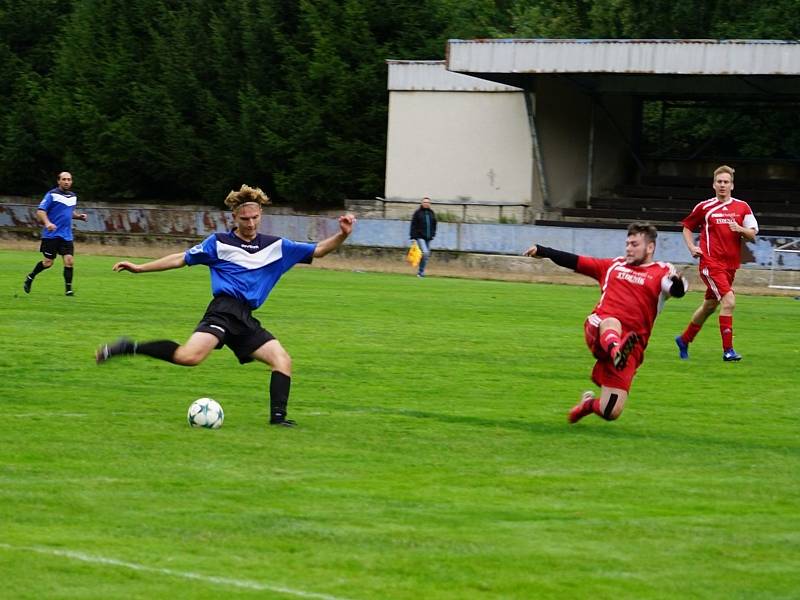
[641,174,800,191]
[556,206,799,235]
[616,185,800,204]
[563,207,689,222]
[589,196,800,216]
[589,196,697,210]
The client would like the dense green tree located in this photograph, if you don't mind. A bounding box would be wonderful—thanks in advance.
[0,0,74,189]
[1,0,799,202]
[497,0,800,39]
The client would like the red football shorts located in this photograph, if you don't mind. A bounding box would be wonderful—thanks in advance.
[583,318,641,392]
[699,264,736,300]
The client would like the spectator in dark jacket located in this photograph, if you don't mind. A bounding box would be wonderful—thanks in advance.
[409,197,437,277]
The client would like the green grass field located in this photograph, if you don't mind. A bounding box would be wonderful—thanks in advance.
[1,249,798,599]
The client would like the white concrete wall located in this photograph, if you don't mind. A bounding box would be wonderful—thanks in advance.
[384,91,533,204]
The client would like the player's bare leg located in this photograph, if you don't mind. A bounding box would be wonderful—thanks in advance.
[568,387,628,424]
[597,387,628,420]
[171,332,219,365]
[691,298,719,326]
[598,317,639,370]
[718,291,735,317]
[251,339,296,427]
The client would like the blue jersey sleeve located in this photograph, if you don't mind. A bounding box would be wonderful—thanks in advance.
[38,192,53,211]
[185,234,219,266]
[281,239,316,268]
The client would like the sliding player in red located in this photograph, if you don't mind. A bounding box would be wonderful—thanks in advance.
[524,223,688,423]
[675,165,758,362]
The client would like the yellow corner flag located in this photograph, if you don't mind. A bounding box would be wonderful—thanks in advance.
[406,241,422,267]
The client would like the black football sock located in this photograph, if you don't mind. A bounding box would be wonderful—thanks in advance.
[63,266,74,290]
[135,340,180,363]
[29,261,47,279]
[269,371,291,422]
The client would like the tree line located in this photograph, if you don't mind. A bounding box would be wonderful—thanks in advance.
[1,0,798,205]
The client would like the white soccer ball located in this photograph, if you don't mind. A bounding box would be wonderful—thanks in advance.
[187,397,224,429]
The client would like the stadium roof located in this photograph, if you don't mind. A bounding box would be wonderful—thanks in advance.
[445,39,800,99]
[387,60,522,92]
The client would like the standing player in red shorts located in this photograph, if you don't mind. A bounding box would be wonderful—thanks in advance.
[675,165,758,362]
[524,223,688,424]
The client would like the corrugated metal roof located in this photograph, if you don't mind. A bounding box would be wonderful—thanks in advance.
[387,60,522,92]
[447,39,800,75]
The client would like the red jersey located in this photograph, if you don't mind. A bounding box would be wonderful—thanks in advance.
[681,197,758,269]
[577,256,677,347]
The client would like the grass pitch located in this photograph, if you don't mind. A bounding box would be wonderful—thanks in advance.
[1,249,799,599]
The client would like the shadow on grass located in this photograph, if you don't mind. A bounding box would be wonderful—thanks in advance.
[337,405,799,455]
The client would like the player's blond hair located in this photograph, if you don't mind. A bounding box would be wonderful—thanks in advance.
[224,185,271,212]
[714,165,735,181]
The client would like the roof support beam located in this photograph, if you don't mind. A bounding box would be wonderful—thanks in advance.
[524,91,550,211]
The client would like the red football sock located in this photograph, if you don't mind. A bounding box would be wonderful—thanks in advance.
[719,315,733,350]
[600,330,621,355]
[681,322,702,343]
[591,398,603,416]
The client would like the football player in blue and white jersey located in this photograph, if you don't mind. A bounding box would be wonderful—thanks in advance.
[23,172,88,296]
[95,184,356,427]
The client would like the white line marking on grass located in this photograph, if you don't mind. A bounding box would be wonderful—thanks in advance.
[0,543,353,600]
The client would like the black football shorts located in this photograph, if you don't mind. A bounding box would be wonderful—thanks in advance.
[40,237,74,259]
[195,295,275,364]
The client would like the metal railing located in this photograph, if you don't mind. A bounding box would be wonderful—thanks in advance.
[371,197,530,223]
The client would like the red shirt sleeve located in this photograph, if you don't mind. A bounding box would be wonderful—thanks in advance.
[576,256,614,282]
[681,203,705,231]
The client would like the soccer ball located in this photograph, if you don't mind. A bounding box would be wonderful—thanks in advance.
[187,397,224,429]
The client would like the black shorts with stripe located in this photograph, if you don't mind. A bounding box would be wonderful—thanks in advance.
[40,237,74,259]
[195,295,275,364]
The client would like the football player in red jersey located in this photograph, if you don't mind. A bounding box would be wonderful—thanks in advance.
[524,223,688,424]
[675,166,758,362]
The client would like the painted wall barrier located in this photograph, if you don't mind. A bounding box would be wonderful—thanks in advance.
[0,199,232,236]
[262,214,798,269]
[1,198,797,269]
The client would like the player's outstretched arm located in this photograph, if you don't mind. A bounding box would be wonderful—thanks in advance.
[523,244,579,270]
[313,214,356,258]
[113,252,187,273]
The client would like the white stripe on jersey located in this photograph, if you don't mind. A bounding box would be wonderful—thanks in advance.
[587,313,602,327]
[700,197,725,252]
[51,193,77,207]
[216,238,283,270]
